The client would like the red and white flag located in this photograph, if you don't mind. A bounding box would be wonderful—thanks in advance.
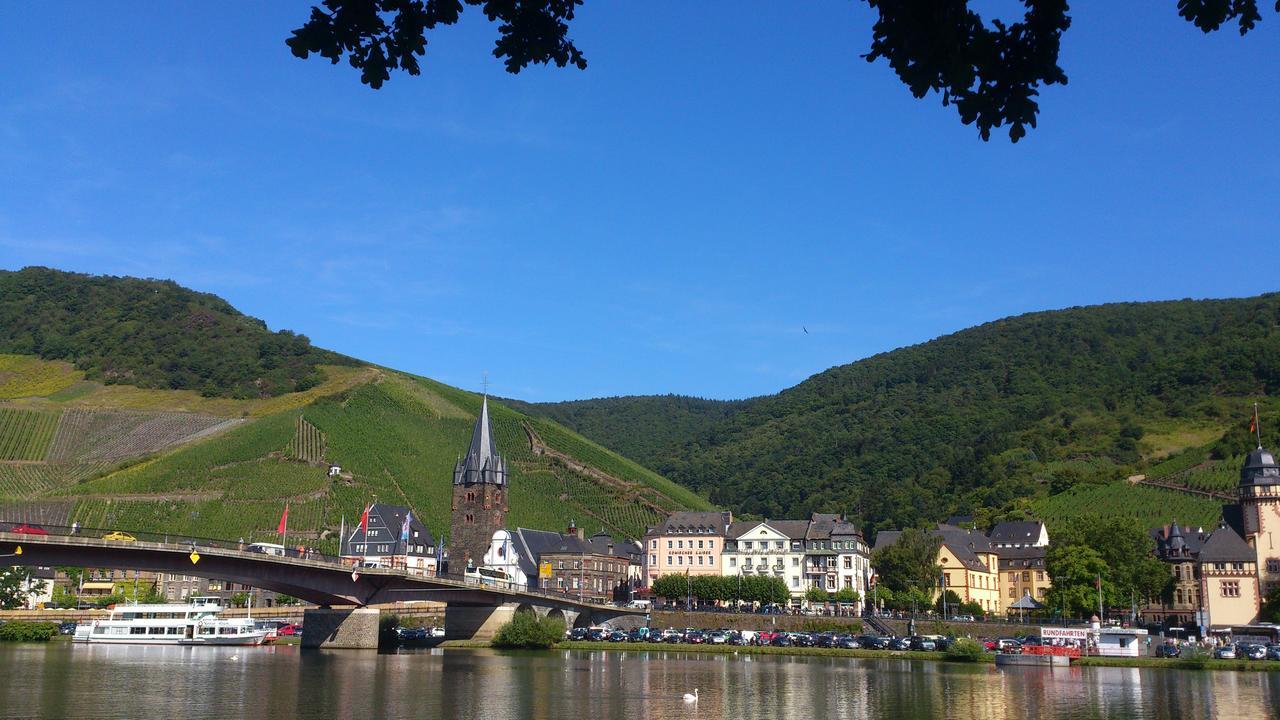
[359,504,371,535]
[351,567,360,582]
[277,504,289,536]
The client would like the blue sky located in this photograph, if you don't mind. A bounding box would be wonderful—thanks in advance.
[1,3,1277,401]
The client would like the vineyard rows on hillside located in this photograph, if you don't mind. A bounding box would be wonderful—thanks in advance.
[0,461,115,497]
[1033,481,1220,531]
[0,407,59,460]
[48,409,241,462]
[286,416,326,464]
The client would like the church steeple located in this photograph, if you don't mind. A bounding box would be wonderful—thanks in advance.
[453,396,507,486]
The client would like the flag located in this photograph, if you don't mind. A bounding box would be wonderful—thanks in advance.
[1251,415,1257,433]
[276,504,289,535]
[360,504,371,535]
[401,511,412,542]
[351,567,360,582]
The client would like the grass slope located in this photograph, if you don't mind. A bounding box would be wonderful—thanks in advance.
[0,358,713,549]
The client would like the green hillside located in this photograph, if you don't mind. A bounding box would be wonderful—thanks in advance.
[0,271,713,548]
[526,294,1280,534]
[0,267,355,398]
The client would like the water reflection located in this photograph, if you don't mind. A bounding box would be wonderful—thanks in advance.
[0,645,1276,719]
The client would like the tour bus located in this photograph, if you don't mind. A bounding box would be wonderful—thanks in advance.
[246,542,287,557]
[465,566,513,587]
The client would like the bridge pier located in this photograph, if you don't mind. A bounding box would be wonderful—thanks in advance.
[444,603,518,642]
[302,607,380,650]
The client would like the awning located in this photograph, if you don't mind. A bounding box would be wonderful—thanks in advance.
[81,582,116,591]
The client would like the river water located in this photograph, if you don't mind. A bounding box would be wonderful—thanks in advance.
[0,644,1276,719]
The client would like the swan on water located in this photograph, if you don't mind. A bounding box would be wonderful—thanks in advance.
[682,689,698,702]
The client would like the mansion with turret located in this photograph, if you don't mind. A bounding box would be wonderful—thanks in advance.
[1145,444,1280,631]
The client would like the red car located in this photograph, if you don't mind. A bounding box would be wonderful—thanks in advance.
[277,623,302,636]
[9,524,48,535]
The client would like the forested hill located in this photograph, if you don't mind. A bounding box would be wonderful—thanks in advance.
[525,294,1280,534]
[0,267,354,398]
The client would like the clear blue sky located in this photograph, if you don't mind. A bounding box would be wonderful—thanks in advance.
[1,3,1277,401]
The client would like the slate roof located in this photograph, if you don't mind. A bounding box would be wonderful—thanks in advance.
[453,396,507,486]
[1197,523,1256,564]
[996,546,1047,571]
[342,503,434,556]
[768,520,812,540]
[512,528,587,580]
[988,521,1045,545]
[874,525,994,573]
[649,511,732,537]
[873,530,902,550]
[1241,446,1280,486]
[1008,594,1046,609]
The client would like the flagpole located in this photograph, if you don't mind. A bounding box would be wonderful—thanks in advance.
[1255,402,1263,449]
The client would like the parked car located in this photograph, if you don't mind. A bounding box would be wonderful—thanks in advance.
[889,637,913,651]
[685,630,706,645]
[102,531,136,542]
[909,636,937,651]
[429,626,445,639]
[1214,645,1237,660]
[707,631,728,645]
[1237,643,1267,660]
[1154,642,1181,658]
[58,621,77,635]
[857,635,888,649]
[607,631,628,643]
[9,524,48,535]
[277,623,303,636]
[836,635,860,650]
[996,638,1023,653]
[770,634,794,647]
[568,627,590,641]
[1266,644,1280,661]
[664,630,684,644]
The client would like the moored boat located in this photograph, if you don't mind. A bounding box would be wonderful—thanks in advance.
[72,596,268,646]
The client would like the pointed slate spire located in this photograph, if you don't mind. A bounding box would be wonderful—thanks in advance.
[453,395,507,486]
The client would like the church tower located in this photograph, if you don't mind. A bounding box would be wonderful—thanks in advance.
[448,396,509,571]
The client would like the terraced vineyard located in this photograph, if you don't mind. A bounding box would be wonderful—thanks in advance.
[0,356,713,549]
[1033,481,1221,531]
[48,409,241,462]
[0,407,59,460]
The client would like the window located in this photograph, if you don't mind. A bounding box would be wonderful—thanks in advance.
[1267,559,1280,573]
[677,556,683,565]
[698,540,704,549]
[558,560,564,570]
[1022,571,1030,582]
[651,540,657,549]
[1037,571,1045,582]
[667,540,672,549]
[1008,587,1016,599]
[697,556,704,565]
[1221,581,1240,598]
[943,572,951,587]
[708,540,715,550]
[791,557,799,567]
[844,557,852,569]
[574,560,581,570]
[650,554,657,566]
[790,577,799,588]
[730,557,736,568]
[743,541,752,550]
[1009,572,1017,581]
[709,556,715,566]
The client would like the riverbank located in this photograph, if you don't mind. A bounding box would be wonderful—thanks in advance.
[1071,655,1279,672]
[436,639,1280,672]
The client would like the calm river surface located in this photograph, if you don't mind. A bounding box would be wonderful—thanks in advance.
[1,644,1277,719]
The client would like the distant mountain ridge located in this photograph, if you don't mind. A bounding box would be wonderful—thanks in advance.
[525,294,1280,534]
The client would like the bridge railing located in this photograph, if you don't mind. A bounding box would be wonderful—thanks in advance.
[1,521,634,611]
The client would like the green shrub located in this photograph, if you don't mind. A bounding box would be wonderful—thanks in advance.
[1177,647,1209,670]
[492,612,566,649]
[944,637,986,662]
[0,621,60,642]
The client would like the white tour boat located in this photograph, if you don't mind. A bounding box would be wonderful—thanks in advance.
[73,596,269,646]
